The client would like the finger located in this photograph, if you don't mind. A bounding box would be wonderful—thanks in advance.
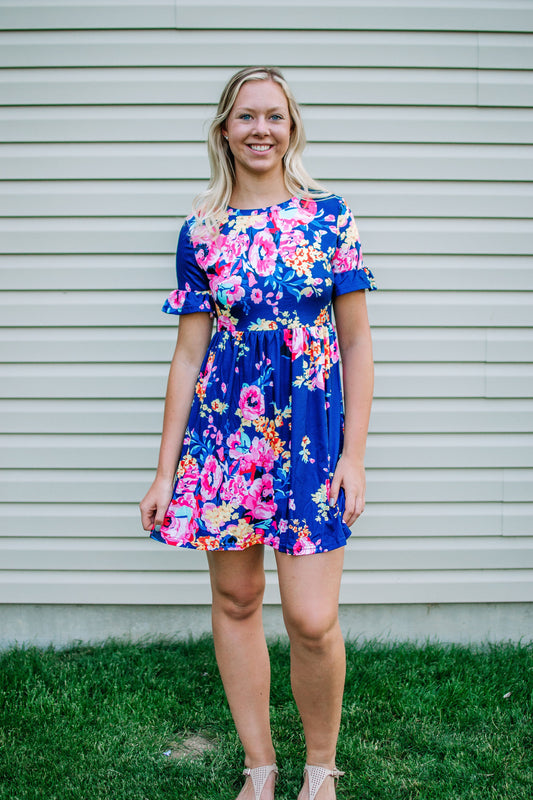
[140,507,154,531]
[329,474,342,506]
[345,494,365,527]
[154,503,168,528]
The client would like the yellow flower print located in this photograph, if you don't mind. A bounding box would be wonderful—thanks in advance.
[253,417,285,456]
[300,435,311,462]
[343,218,360,248]
[203,502,237,529]
[311,482,330,522]
[225,517,255,544]
[177,453,198,479]
[211,399,228,414]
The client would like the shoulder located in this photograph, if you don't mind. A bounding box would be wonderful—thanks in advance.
[310,193,352,217]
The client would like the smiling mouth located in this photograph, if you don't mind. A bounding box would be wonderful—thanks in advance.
[248,144,273,152]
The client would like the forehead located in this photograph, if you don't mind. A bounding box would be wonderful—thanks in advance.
[232,79,289,110]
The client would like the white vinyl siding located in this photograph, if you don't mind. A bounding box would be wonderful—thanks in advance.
[0,1,532,617]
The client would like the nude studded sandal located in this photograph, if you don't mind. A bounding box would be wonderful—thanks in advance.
[302,764,345,800]
[242,763,278,800]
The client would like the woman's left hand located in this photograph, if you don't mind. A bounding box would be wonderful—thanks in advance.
[329,455,366,527]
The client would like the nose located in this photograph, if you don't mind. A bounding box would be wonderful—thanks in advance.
[252,115,269,136]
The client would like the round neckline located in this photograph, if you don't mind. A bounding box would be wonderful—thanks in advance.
[227,195,298,215]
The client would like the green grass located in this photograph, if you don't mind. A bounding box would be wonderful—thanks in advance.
[0,637,532,799]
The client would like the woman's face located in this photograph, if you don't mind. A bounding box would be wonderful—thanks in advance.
[222,79,292,183]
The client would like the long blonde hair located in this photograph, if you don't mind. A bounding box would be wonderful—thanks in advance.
[191,66,329,236]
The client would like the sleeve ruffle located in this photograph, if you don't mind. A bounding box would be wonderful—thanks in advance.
[162,286,215,317]
[333,265,377,298]
[162,221,215,318]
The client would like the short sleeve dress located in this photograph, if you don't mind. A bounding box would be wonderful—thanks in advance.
[150,194,376,555]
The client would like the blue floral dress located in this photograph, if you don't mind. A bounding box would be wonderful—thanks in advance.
[150,194,376,555]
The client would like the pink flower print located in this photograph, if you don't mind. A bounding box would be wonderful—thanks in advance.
[270,198,317,232]
[193,232,224,269]
[239,384,265,420]
[249,230,278,276]
[251,288,263,304]
[247,271,257,286]
[247,211,269,229]
[199,454,223,501]
[211,273,245,307]
[164,494,198,544]
[241,437,276,473]
[179,461,200,492]
[283,327,308,360]
[165,288,188,311]
[227,429,251,459]
[278,519,288,533]
[278,229,306,261]
[293,536,317,556]
[220,231,248,264]
[220,474,249,504]
[243,474,277,520]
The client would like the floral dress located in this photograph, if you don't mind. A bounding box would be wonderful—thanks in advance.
[150,194,376,555]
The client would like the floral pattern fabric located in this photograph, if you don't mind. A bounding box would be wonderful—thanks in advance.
[150,194,376,555]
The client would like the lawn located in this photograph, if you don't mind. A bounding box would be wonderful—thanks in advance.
[0,637,532,799]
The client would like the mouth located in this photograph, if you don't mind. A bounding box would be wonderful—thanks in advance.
[247,144,273,152]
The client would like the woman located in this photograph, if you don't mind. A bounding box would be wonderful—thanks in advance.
[140,66,376,800]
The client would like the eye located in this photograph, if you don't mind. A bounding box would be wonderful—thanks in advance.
[271,114,283,121]
[239,113,252,120]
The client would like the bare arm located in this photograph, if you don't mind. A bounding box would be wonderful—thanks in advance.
[329,289,374,526]
[139,312,214,530]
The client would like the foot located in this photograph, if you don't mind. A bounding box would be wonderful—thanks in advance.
[297,766,343,800]
[236,765,277,800]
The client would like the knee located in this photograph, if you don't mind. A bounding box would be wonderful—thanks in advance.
[213,575,265,622]
[284,607,339,650]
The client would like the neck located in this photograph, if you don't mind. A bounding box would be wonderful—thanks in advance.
[229,169,291,210]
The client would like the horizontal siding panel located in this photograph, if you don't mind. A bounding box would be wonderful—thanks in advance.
[3,107,533,145]
[1,433,532,469]
[479,33,533,69]
[2,254,532,292]
[3,399,532,435]
[0,569,531,605]
[2,1,532,33]
[371,399,533,433]
[6,290,532,329]
[3,468,530,504]
[2,536,532,571]
[0,2,176,30]
[2,327,533,365]
[175,2,533,34]
[3,143,533,182]
[503,505,533,536]
[0,67,481,107]
[0,30,480,69]
[3,182,533,221]
[0,501,526,538]
[2,363,533,399]
[479,70,533,107]
[373,329,533,363]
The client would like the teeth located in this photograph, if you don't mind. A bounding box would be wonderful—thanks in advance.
[249,145,271,151]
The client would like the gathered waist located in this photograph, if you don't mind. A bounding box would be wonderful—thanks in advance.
[216,319,335,339]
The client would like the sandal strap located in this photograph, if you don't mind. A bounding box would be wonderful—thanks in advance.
[303,764,345,800]
[242,763,278,800]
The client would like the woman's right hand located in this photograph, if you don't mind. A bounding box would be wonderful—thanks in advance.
[139,476,174,531]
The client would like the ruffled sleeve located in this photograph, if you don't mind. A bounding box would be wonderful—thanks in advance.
[331,198,377,297]
[162,221,215,317]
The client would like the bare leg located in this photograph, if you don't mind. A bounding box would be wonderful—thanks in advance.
[275,547,346,800]
[207,546,277,800]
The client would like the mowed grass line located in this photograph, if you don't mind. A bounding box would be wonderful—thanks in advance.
[0,638,532,800]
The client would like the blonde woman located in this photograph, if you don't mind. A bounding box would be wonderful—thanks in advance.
[140,66,376,800]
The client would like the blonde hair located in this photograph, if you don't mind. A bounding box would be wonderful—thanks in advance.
[191,66,329,236]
